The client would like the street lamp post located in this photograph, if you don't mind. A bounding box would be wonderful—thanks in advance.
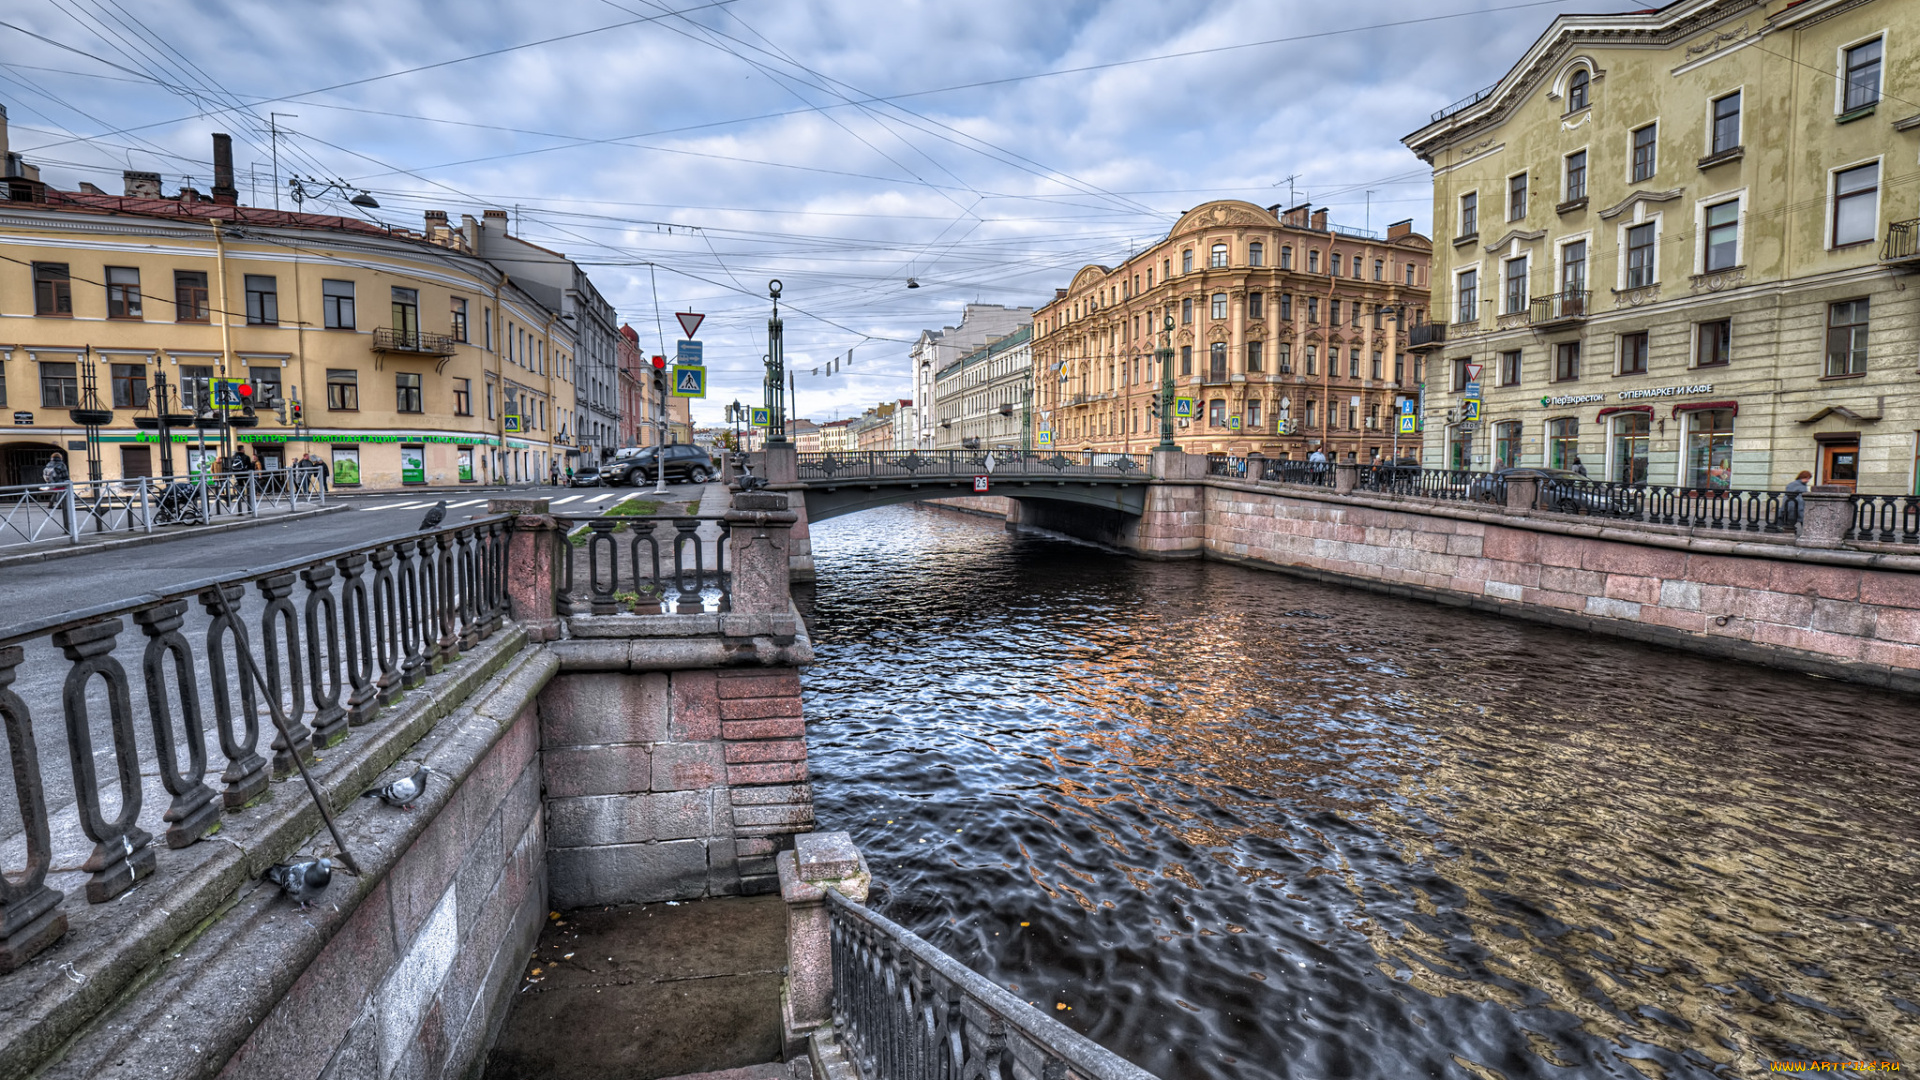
[764,280,787,444]
[1157,314,1177,451]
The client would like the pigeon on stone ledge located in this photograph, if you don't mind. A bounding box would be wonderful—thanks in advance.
[363,763,428,810]
[419,500,447,530]
[266,857,332,907]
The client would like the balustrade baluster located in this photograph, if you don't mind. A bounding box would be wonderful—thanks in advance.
[553,529,577,617]
[396,539,428,689]
[457,528,482,649]
[434,532,460,667]
[337,552,380,726]
[132,601,222,849]
[302,563,349,747]
[588,520,621,615]
[674,519,704,613]
[256,572,314,774]
[0,645,67,971]
[369,546,405,705]
[199,583,268,807]
[53,619,157,903]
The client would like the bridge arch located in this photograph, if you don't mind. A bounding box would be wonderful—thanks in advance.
[793,480,1146,524]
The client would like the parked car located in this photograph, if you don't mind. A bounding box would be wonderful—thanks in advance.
[603,444,717,486]
[567,465,604,488]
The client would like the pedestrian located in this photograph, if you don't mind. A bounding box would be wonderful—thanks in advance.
[42,452,68,485]
[565,464,575,486]
[1572,456,1589,477]
[548,459,560,486]
[1308,447,1328,473]
[1782,469,1812,528]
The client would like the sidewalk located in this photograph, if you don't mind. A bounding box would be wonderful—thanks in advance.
[0,502,349,570]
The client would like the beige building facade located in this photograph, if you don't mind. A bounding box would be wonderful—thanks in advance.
[933,325,1033,450]
[1033,201,1432,461]
[1404,0,1920,492]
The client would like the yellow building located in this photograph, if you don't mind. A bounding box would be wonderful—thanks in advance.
[0,123,579,489]
[1032,200,1432,461]
[1404,0,1919,491]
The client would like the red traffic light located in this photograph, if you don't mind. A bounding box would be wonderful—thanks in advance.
[238,383,253,397]
[651,355,666,370]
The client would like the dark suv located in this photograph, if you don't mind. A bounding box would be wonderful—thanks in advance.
[605,444,716,486]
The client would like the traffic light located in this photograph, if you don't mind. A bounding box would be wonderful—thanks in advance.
[238,382,255,417]
[651,355,667,400]
[274,399,289,424]
[290,400,302,424]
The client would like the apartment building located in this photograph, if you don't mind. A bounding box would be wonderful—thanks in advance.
[910,303,1032,450]
[1032,200,1433,461]
[1404,0,1920,491]
[933,325,1034,450]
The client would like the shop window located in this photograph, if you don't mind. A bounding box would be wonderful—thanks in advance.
[1685,409,1735,489]
[1548,417,1580,470]
[1495,421,1522,469]
[1612,412,1650,485]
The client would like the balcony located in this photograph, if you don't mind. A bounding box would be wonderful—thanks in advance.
[1531,289,1591,328]
[372,327,458,356]
[1408,322,1446,350]
[1884,219,1920,266]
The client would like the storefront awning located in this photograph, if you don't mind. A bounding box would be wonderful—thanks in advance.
[1673,400,1737,417]
[1595,405,1654,419]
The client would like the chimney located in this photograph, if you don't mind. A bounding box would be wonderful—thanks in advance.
[179,186,202,203]
[460,213,479,253]
[483,208,508,236]
[1310,207,1329,231]
[211,133,237,205]
[78,181,105,195]
[1387,218,1413,240]
[123,170,162,198]
[1282,202,1311,228]
[424,209,448,244]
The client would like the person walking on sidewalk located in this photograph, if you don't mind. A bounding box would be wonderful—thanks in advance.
[42,452,68,485]
[549,459,560,487]
[1782,470,1813,529]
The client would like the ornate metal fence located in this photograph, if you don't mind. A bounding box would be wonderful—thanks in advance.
[0,517,507,967]
[1534,480,1794,534]
[1847,494,1920,544]
[0,470,327,549]
[555,514,732,615]
[1258,459,1331,486]
[1356,465,1489,502]
[825,889,1157,1080]
[796,450,1145,482]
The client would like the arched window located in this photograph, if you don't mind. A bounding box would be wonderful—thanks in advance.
[1249,242,1264,267]
[1568,68,1590,112]
[1210,243,1229,268]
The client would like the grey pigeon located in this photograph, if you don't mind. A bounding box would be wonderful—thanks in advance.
[266,857,332,907]
[418,500,447,530]
[364,764,428,810]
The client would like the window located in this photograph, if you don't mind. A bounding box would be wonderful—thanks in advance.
[1208,342,1228,382]
[1499,349,1522,387]
[1249,242,1264,267]
[1561,240,1588,298]
[106,267,142,319]
[1330,300,1341,325]
[244,366,280,408]
[1613,413,1650,484]
[1374,259,1384,281]
[110,363,148,408]
[1690,202,1742,279]
[1210,243,1228,269]
[1567,68,1590,112]
[1277,343,1292,374]
[1832,162,1879,247]
[1182,249,1193,274]
[1180,345,1192,376]
[1696,319,1731,367]
[317,279,356,330]
[1249,400,1262,428]
[1508,172,1528,220]
[1564,150,1587,202]
[450,298,469,342]
[392,286,420,335]
[1371,352,1382,380]
[1452,357,1471,392]
[242,275,278,325]
[1248,342,1263,373]
[1711,92,1741,154]
[1844,38,1882,112]
[1331,254,1343,277]
[1307,298,1319,323]
[1495,421,1523,469]
[1249,292,1264,319]
[1826,299,1869,376]
[1279,294,1292,321]
[1207,399,1226,428]
[1632,123,1658,182]
[1181,297,1194,325]
[1305,346,1317,376]
[1555,341,1581,381]
[454,377,472,416]
[486,382,496,420]
[1211,293,1228,320]
[1626,222,1657,288]
[1503,256,1529,315]
[33,263,71,316]
[326,368,359,411]
[1455,269,1478,322]
[179,365,213,411]
[39,361,78,407]
[1350,349,1361,379]
[1394,354,1405,383]
[1548,417,1580,470]
[1405,263,1416,287]
[1372,306,1383,330]
[1280,246,1292,270]
[1686,409,1735,489]
[1308,250,1320,274]
[1619,331,1649,374]
[1351,301,1361,328]
[1460,192,1477,236]
[1304,399,1316,429]
[484,308,493,351]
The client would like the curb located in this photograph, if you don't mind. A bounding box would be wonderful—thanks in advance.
[0,503,352,570]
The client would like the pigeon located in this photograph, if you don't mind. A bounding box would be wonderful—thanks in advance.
[418,500,447,530]
[363,763,428,810]
[266,857,332,907]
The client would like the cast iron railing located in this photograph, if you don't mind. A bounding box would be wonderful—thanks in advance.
[1532,289,1590,324]
[1531,479,1796,533]
[825,889,1157,1080]
[796,450,1145,482]
[0,517,509,965]
[1260,459,1332,486]
[1847,493,1920,544]
[1353,465,1490,502]
[0,469,328,549]
[1884,219,1918,263]
[555,514,732,615]
[371,327,458,356]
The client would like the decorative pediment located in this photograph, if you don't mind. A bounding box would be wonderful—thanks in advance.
[1483,227,1547,253]
[1208,326,1230,342]
[1797,400,1883,425]
[1171,200,1280,237]
[1069,264,1113,291]
[1598,188,1684,221]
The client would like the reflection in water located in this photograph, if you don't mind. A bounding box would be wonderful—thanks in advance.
[798,505,1920,1080]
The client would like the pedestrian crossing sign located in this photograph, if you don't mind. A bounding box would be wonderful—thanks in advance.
[1398,415,1418,434]
[213,378,247,409]
[1228,416,1242,431]
[671,366,706,398]
[1174,397,1194,419]
[504,413,522,433]
[1461,399,1481,421]
[750,407,771,427]
[1037,430,1052,447]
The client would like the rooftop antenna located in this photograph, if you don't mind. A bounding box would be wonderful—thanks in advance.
[1366,190,1377,233]
[269,113,297,211]
[1273,173,1301,207]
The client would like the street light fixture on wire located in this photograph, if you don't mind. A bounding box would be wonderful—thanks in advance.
[287,176,380,210]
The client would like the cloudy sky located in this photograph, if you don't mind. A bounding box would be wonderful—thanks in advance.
[2,0,1645,425]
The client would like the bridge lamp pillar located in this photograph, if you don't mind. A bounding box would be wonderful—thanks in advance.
[1157,314,1177,452]
[765,279,787,444]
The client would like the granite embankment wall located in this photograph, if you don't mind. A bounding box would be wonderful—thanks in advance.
[922,495,1015,518]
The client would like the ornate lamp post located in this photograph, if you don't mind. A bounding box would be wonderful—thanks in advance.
[1156,314,1177,451]
[764,280,787,444]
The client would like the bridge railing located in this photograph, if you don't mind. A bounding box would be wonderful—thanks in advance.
[1847,493,1920,545]
[0,470,327,549]
[825,888,1157,1080]
[796,450,1146,481]
[553,513,732,615]
[1356,465,1491,502]
[0,516,509,969]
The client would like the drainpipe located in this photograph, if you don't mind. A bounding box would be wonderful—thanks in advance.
[212,218,236,461]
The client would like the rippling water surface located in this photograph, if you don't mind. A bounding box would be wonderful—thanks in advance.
[798,504,1920,1080]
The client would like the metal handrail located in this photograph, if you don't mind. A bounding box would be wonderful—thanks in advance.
[371,327,458,355]
[0,469,328,548]
[1846,493,1920,543]
[1527,479,1796,534]
[825,889,1157,1080]
[0,516,510,967]
[555,513,733,615]
[795,450,1146,482]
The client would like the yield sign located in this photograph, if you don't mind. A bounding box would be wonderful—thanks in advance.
[676,311,705,338]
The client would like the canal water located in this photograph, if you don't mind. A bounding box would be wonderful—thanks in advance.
[798,504,1919,1080]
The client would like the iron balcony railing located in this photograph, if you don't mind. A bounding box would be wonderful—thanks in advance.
[825,889,1157,1080]
[796,450,1145,482]
[1529,479,1797,534]
[371,327,458,356]
[1432,81,1497,123]
[1532,289,1591,325]
[1884,219,1919,263]
[554,513,733,615]
[0,469,328,549]
[1408,322,1446,348]
[1846,493,1920,544]
[0,517,510,966]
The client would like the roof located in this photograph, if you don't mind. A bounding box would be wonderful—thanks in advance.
[36,190,401,237]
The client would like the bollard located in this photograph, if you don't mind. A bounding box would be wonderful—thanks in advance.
[1795,488,1853,549]
[1334,461,1359,494]
[778,831,871,1055]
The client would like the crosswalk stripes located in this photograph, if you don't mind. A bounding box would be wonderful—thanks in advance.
[587,493,622,503]
[549,495,585,506]
[448,499,487,508]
